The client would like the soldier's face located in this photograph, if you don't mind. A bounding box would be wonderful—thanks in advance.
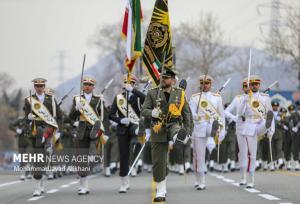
[83,83,94,94]
[34,85,45,95]
[200,81,211,92]
[250,83,260,92]
[242,84,248,93]
[272,105,279,111]
[162,76,172,88]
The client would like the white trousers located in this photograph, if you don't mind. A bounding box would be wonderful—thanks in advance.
[192,137,208,173]
[237,134,257,173]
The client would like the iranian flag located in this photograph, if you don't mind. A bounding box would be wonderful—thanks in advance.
[121,0,143,73]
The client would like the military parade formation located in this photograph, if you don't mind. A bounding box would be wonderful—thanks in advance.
[4,0,300,203]
[6,69,300,203]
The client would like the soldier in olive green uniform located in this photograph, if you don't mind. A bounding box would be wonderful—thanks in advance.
[23,78,63,197]
[104,106,120,177]
[269,101,284,170]
[69,76,109,195]
[283,105,295,170]
[290,101,300,171]
[141,69,192,202]
[9,117,33,180]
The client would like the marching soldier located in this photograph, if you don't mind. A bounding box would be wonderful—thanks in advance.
[219,103,237,172]
[9,116,33,180]
[283,105,295,170]
[69,76,108,195]
[109,74,145,193]
[23,78,62,196]
[269,100,284,170]
[141,69,191,202]
[237,75,274,188]
[290,100,300,171]
[189,75,225,190]
[104,113,120,177]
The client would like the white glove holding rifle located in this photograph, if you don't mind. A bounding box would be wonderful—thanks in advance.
[120,117,130,125]
[151,108,161,118]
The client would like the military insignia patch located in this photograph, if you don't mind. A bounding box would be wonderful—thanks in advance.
[201,101,208,108]
[252,100,259,108]
[148,22,169,48]
[34,103,41,110]
[119,99,124,106]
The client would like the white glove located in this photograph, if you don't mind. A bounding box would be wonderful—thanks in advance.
[145,129,151,141]
[232,115,238,122]
[100,94,104,101]
[75,102,83,111]
[124,83,133,92]
[292,127,298,133]
[120,117,130,125]
[267,130,273,139]
[16,128,23,134]
[73,121,79,127]
[283,125,289,131]
[46,146,53,155]
[135,127,139,135]
[27,113,35,121]
[110,120,118,127]
[151,108,161,118]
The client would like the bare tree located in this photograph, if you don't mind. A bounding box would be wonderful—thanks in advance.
[174,12,233,80]
[263,6,300,88]
[227,48,266,77]
[89,22,125,72]
[0,72,14,93]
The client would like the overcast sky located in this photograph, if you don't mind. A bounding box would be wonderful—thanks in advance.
[0,0,296,88]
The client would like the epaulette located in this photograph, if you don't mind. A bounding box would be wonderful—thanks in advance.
[260,93,269,97]
[236,94,242,98]
[73,94,80,98]
[45,93,53,97]
[191,93,200,97]
[149,87,159,90]
[93,94,101,98]
[212,93,221,97]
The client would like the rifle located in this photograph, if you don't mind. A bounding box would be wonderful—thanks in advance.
[79,54,86,103]
[217,78,231,94]
[58,87,74,107]
[142,79,152,93]
[101,79,114,94]
[263,81,278,93]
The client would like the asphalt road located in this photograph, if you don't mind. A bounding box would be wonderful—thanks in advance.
[0,169,299,204]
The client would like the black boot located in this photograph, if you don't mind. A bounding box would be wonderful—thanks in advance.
[153,197,166,202]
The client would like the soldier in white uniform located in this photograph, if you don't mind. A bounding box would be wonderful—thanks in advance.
[225,78,248,172]
[189,75,225,190]
[237,75,274,188]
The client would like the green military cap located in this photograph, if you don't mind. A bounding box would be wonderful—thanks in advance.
[288,104,295,111]
[161,68,177,78]
[271,100,280,106]
[32,78,47,85]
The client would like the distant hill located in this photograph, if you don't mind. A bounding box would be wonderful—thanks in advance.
[55,47,298,112]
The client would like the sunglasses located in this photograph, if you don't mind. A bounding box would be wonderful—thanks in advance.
[200,82,211,85]
[34,85,45,88]
[162,76,171,79]
[250,83,260,86]
[83,83,94,86]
